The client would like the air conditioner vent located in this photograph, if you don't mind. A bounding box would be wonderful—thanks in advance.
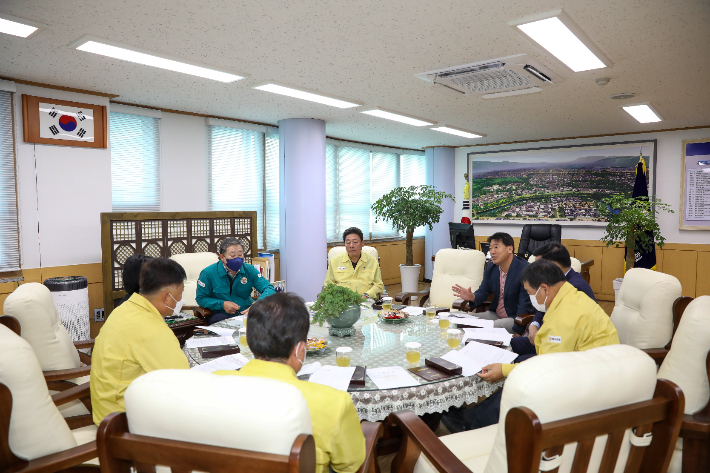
[417,54,563,97]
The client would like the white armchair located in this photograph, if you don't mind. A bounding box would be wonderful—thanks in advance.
[657,296,710,473]
[170,251,219,309]
[399,248,485,309]
[389,344,682,473]
[611,268,682,351]
[0,325,97,472]
[3,283,92,418]
[328,245,379,263]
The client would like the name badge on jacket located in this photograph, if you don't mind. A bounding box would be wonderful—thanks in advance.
[337,266,347,270]
[240,277,248,284]
[548,335,562,343]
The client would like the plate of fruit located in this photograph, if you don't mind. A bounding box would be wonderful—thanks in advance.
[306,337,330,354]
[378,308,410,324]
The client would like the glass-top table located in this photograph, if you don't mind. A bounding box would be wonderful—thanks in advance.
[183,306,505,421]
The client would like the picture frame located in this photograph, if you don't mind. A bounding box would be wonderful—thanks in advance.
[466,140,657,226]
[22,94,107,148]
[679,137,710,230]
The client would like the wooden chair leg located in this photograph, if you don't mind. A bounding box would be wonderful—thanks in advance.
[683,437,710,473]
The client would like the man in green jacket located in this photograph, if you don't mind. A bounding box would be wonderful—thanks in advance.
[196,237,275,325]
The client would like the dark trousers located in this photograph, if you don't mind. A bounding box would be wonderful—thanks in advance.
[205,311,232,325]
[511,335,537,356]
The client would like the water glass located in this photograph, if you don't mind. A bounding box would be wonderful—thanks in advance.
[238,327,248,347]
[438,314,450,329]
[381,296,393,311]
[446,329,463,349]
[336,347,352,367]
[405,342,421,364]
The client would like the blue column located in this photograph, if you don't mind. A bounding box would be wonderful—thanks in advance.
[424,147,456,280]
[278,119,327,301]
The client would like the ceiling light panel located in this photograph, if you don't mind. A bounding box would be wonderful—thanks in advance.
[622,104,662,123]
[511,10,611,72]
[69,36,244,83]
[0,13,45,38]
[431,127,483,139]
[253,84,360,108]
[361,109,435,126]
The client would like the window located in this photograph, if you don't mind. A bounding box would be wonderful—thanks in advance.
[0,91,19,271]
[326,143,426,242]
[110,112,161,212]
[264,132,279,250]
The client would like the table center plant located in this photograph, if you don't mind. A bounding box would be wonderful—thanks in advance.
[311,283,365,327]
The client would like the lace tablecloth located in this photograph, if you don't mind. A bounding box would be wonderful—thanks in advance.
[184,307,506,422]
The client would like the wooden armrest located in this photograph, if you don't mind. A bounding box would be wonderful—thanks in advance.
[514,313,535,327]
[17,441,98,473]
[43,365,91,382]
[192,306,212,319]
[73,339,95,349]
[388,410,468,473]
[51,382,90,407]
[65,414,95,430]
[580,259,594,270]
[78,352,92,365]
[643,348,669,366]
[452,299,471,312]
[395,291,430,307]
[358,421,384,473]
[681,413,710,439]
[0,315,21,335]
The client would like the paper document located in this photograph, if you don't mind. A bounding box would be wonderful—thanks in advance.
[308,365,356,391]
[367,366,420,390]
[191,353,249,373]
[297,362,322,377]
[440,350,483,377]
[185,336,236,349]
[459,341,518,366]
[463,328,512,346]
[444,313,494,328]
[196,326,235,338]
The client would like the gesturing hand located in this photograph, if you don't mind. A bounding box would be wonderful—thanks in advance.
[477,363,504,382]
[223,301,240,315]
[452,284,474,302]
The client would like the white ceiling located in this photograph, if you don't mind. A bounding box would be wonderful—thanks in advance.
[1,0,709,150]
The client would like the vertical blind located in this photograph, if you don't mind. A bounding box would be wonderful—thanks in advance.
[264,132,279,250]
[208,126,265,249]
[401,154,427,237]
[370,151,400,239]
[0,91,19,271]
[110,112,161,212]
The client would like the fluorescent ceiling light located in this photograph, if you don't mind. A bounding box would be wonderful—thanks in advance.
[69,36,244,83]
[622,104,662,123]
[511,11,610,72]
[0,13,44,38]
[431,127,483,139]
[253,84,359,108]
[361,109,434,126]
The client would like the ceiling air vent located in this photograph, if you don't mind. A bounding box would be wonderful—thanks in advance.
[416,54,563,98]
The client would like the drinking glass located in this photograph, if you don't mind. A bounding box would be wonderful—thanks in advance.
[405,342,421,364]
[336,347,352,367]
[446,329,463,349]
[425,301,437,319]
[438,314,450,329]
[238,327,248,347]
[243,313,248,328]
[381,297,393,311]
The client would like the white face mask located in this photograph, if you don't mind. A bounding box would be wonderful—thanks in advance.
[296,342,307,368]
[167,293,185,316]
[529,286,547,312]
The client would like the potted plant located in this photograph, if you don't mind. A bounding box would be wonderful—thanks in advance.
[595,195,673,294]
[371,185,454,292]
[311,283,365,337]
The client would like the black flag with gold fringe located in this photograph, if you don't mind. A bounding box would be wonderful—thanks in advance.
[626,151,656,270]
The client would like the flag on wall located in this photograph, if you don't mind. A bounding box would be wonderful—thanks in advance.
[38,102,95,142]
[626,150,656,270]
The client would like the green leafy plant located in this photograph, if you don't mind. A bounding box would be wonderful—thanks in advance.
[595,195,673,273]
[371,185,454,266]
[311,283,365,326]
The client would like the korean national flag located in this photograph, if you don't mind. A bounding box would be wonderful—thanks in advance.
[39,102,94,142]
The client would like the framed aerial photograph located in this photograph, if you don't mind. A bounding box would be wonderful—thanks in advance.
[467,140,656,226]
[22,94,107,148]
[679,138,710,230]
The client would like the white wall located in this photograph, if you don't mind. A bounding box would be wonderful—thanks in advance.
[455,127,710,243]
[13,84,112,269]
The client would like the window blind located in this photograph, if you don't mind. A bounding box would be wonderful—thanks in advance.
[370,151,400,239]
[325,144,339,242]
[110,112,161,212]
[0,91,19,271]
[264,132,279,250]
[401,154,428,237]
[334,146,371,242]
[208,126,265,248]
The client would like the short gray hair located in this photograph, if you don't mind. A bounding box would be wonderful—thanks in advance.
[218,237,246,255]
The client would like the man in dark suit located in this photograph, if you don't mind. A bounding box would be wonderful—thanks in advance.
[452,232,535,334]
[511,242,596,356]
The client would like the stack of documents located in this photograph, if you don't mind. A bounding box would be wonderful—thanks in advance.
[196,326,235,338]
[308,365,356,391]
[366,367,420,389]
[462,328,513,346]
[442,313,494,328]
[441,341,518,377]
[185,336,236,349]
[191,353,249,373]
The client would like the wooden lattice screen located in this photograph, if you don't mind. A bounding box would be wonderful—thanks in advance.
[101,211,257,316]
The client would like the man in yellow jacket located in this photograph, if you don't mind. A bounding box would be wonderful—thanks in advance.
[443,259,619,432]
[324,227,383,299]
[214,292,366,473]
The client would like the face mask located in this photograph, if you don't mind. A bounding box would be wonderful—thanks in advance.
[225,257,244,272]
[529,286,547,312]
[166,293,185,316]
[296,342,307,369]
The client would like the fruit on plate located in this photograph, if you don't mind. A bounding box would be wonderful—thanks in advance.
[381,309,408,320]
[307,337,328,350]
